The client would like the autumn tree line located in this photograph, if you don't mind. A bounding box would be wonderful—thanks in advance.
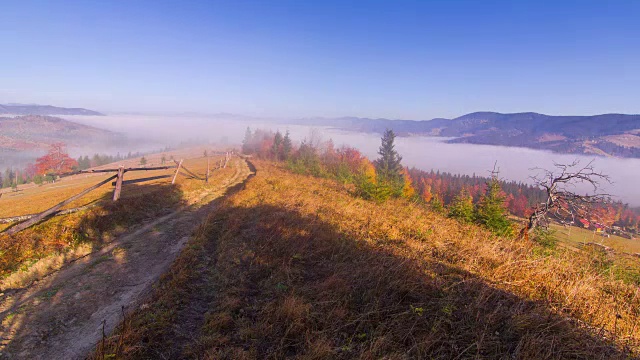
[242,127,640,236]
[0,143,168,189]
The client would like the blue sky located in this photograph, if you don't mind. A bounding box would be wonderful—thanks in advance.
[1,0,639,119]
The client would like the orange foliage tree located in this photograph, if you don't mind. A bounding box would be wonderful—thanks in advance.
[400,168,416,198]
[35,143,78,175]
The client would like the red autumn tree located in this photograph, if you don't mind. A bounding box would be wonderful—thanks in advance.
[336,146,366,174]
[24,163,38,179]
[35,143,78,175]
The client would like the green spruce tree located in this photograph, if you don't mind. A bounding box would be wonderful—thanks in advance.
[282,130,292,160]
[448,188,475,223]
[476,174,513,237]
[430,193,445,214]
[272,131,283,161]
[373,129,404,196]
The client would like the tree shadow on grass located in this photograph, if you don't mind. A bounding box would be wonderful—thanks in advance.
[137,202,633,359]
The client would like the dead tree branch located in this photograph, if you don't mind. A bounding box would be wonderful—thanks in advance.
[522,160,612,239]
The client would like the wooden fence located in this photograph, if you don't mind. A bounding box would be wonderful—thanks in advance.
[1,155,227,235]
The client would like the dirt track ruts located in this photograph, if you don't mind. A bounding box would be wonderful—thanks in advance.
[0,157,253,360]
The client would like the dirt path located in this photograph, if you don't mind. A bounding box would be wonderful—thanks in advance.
[0,157,253,359]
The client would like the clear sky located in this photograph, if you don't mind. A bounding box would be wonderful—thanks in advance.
[1,0,639,119]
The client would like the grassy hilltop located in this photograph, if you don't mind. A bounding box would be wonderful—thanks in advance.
[96,159,640,359]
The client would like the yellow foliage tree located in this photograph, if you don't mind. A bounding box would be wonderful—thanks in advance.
[401,168,415,199]
[360,158,377,183]
[421,182,433,203]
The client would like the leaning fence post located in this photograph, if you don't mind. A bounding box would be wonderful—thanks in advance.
[206,157,210,183]
[112,166,125,201]
[172,160,183,184]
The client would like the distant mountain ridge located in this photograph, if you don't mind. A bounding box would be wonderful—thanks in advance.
[0,115,123,152]
[0,104,104,116]
[292,112,640,158]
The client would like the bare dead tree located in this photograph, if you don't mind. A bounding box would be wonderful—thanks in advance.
[521,160,612,239]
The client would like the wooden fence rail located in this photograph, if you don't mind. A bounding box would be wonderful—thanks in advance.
[61,165,177,177]
[110,174,173,186]
[2,155,223,235]
[4,174,118,235]
[0,204,98,225]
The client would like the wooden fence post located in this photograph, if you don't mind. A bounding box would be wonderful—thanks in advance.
[206,157,210,183]
[173,160,200,180]
[172,159,183,184]
[112,166,125,201]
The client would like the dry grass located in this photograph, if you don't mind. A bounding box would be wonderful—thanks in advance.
[0,153,226,218]
[0,151,233,280]
[0,183,183,279]
[95,160,640,359]
[550,223,640,254]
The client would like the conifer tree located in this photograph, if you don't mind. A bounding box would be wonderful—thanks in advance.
[77,156,90,170]
[374,129,404,195]
[272,131,283,161]
[448,188,475,223]
[282,130,292,160]
[476,174,513,236]
[4,169,14,188]
[242,127,253,154]
[430,193,445,214]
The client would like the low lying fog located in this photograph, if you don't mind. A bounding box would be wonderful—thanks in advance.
[65,114,640,206]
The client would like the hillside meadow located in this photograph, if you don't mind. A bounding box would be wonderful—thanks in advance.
[0,147,226,218]
[95,160,640,359]
[0,150,233,281]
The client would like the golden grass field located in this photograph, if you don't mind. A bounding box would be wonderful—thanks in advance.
[550,223,640,254]
[0,147,231,219]
[0,146,236,277]
[95,160,640,359]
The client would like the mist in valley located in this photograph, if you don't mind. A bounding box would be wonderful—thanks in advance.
[58,114,640,207]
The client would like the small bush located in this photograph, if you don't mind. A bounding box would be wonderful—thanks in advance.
[533,227,557,248]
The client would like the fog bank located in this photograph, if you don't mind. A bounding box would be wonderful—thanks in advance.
[63,114,640,206]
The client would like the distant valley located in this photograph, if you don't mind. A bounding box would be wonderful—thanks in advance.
[292,112,640,158]
[2,104,640,160]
